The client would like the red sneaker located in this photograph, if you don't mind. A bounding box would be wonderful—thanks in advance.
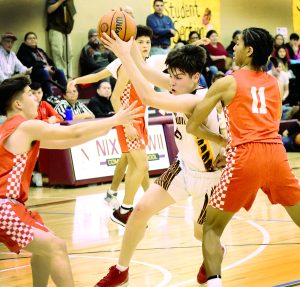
[197,245,226,284]
[94,265,129,287]
[111,207,133,227]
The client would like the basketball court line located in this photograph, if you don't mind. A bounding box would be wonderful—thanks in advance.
[168,216,270,287]
[0,255,172,287]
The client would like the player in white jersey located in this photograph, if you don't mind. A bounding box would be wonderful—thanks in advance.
[93,36,227,286]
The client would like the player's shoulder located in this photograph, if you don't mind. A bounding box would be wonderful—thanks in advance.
[210,74,236,92]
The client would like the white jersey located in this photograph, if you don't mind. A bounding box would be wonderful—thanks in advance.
[173,88,221,172]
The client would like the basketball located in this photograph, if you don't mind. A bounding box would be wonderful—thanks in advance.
[97,10,137,41]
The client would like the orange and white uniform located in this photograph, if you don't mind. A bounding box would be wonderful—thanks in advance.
[210,69,300,212]
[107,59,149,153]
[115,83,148,152]
[0,115,48,253]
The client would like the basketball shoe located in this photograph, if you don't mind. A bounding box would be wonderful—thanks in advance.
[94,265,129,287]
[104,191,120,210]
[197,245,226,284]
[111,207,133,227]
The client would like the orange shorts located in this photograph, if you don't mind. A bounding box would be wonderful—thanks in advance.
[0,200,49,253]
[210,142,300,212]
[116,119,148,153]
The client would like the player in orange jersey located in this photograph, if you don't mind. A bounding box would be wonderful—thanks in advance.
[0,77,141,287]
[187,27,300,287]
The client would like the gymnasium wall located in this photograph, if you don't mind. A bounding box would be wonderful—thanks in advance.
[0,0,294,77]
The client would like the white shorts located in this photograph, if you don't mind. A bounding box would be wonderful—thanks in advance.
[154,159,221,223]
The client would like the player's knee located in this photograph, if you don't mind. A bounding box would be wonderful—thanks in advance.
[47,236,68,256]
[133,202,153,222]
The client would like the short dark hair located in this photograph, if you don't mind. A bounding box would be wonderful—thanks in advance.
[232,30,241,39]
[242,27,273,69]
[165,45,206,77]
[206,30,217,39]
[0,77,31,115]
[188,31,200,41]
[290,33,299,41]
[98,80,111,89]
[136,25,153,39]
[153,0,163,5]
[29,81,42,90]
[24,31,37,41]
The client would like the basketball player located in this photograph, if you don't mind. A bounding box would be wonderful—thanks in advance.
[94,35,225,286]
[0,77,141,287]
[69,26,165,225]
[186,27,300,287]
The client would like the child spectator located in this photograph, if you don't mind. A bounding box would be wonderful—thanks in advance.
[30,82,63,124]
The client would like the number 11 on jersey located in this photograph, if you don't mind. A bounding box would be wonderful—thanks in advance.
[251,86,267,114]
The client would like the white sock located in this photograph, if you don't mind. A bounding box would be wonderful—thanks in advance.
[107,189,117,196]
[116,264,128,272]
[207,278,222,287]
[120,204,133,214]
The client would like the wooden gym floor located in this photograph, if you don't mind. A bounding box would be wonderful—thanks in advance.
[0,153,300,287]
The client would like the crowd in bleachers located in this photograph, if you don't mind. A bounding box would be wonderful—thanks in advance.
[0,0,299,149]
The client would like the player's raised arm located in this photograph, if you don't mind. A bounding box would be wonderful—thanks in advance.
[130,41,170,90]
[101,32,198,114]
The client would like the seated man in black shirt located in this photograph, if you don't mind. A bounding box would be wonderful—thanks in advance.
[88,81,115,118]
[79,28,116,76]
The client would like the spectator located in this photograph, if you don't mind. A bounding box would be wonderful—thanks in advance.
[30,81,63,187]
[55,83,95,120]
[274,45,290,73]
[146,0,176,55]
[188,31,218,87]
[88,81,115,118]
[30,81,63,123]
[0,32,32,83]
[79,28,116,76]
[46,0,76,78]
[17,32,67,104]
[268,57,289,101]
[282,121,300,152]
[285,33,300,60]
[226,30,241,58]
[206,30,229,72]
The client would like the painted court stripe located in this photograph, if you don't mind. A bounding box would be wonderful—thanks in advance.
[168,216,270,287]
[273,280,300,287]
[0,255,172,287]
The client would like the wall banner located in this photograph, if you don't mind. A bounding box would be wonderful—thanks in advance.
[293,0,300,34]
[149,0,221,43]
[71,125,170,180]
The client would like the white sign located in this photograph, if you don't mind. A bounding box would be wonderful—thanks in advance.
[276,27,288,37]
[71,125,170,180]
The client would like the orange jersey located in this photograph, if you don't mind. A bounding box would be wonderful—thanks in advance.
[225,69,282,147]
[0,115,40,203]
[116,83,148,152]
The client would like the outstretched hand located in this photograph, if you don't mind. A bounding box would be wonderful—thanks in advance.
[113,100,144,126]
[101,30,134,59]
